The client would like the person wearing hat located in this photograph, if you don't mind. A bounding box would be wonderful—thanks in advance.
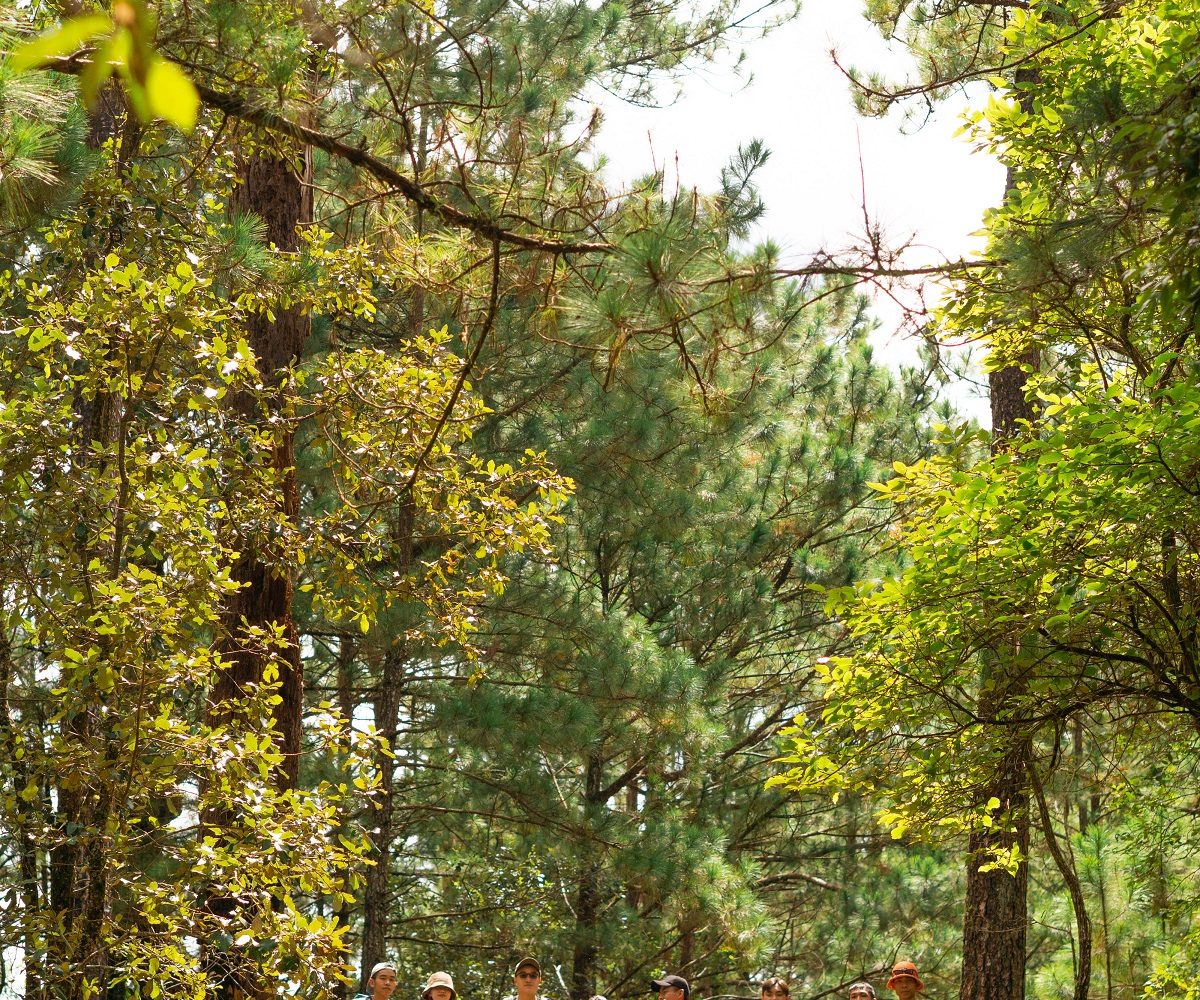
[651,974,689,1000]
[424,971,458,1000]
[513,958,545,1000]
[848,982,876,1000]
[355,962,399,1000]
[886,961,924,1000]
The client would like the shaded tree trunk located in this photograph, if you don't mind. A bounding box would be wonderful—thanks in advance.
[958,358,1035,1000]
[210,148,312,788]
[960,90,1039,999]
[44,86,138,1000]
[572,751,604,1000]
[960,736,1030,1000]
[361,644,407,986]
[206,143,312,1000]
[360,496,414,987]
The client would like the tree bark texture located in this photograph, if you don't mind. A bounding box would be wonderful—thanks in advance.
[360,648,407,986]
[988,354,1039,445]
[571,751,604,1000]
[206,146,312,1000]
[961,737,1030,1000]
[960,77,1038,998]
[959,367,1033,1000]
[211,148,313,792]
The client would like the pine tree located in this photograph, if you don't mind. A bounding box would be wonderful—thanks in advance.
[343,173,949,992]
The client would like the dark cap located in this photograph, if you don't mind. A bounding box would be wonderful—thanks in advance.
[515,958,542,976]
[651,976,689,1000]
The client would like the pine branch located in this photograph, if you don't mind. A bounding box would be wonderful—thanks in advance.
[834,10,1111,108]
[39,52,611,255]
[33,51,1014,293]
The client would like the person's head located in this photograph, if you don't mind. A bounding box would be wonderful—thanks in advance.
[886,961,924,1000]
[424,971,457,1000]
[760,978,789,1000]
[651,974,689,1000]
[848,983,876,1000]
[369,963,399,1000]
[514,958,542,999]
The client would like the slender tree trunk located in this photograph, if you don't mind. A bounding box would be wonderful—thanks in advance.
[572,751,604,1000]
[360,495,414,987]
[329,640,357,1000]
[43,86,138,1000]
[361,643,407,987]
[1030,766,1091,1000]
[1097,844,1114,1000]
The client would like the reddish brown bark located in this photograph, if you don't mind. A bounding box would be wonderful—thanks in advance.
[959,98,1039,997]
[958,348,1034,1000]
[210,149,313,791]
[205,146,312,1000]
[960,737,1030,1000]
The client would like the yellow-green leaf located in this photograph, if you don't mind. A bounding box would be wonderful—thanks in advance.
[79,34,120,107]
[145,58,200,132]
[11,15,113,72]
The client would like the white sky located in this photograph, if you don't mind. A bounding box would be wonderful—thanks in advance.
[590,0,1007,418]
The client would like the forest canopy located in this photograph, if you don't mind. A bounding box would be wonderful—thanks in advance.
[3,0,1200,999]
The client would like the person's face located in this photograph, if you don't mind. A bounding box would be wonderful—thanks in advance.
[515,970,542,997]
[658,987,684,1000]
[849,991,872,1000]
[890,977,918,1000]
[429,987,453,1000]
[371,971,399,1000]
[762,988,788,1000]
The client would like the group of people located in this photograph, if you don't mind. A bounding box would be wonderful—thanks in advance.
[842,961,926,1000]
[357,957,928,1000]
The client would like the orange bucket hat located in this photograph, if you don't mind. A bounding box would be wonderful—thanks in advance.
[886,962,924,992]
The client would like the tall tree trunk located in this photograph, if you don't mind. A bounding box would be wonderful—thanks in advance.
[206,142,312,1000]
[210,148,312,788]
[572,751,604,1000]
[960,735,1029,1000]
[331,639,357,1000]
[360,496,414,987]
[361,643,407,987]
[960,82,1038,1000]
[43,85,137,1000]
